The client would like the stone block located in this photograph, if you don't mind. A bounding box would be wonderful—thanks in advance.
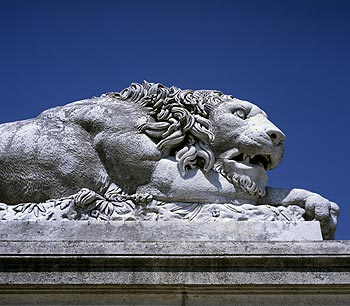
[0,221,348,305]
[0,220,322,241]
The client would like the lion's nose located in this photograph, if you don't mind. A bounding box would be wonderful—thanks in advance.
[266,128,285,145]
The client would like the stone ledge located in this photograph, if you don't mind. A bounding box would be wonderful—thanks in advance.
[1,284,350,293]
[0,286,349,306]
[0,240,348,255]
[0,221,348,305]
[0,220,323,241]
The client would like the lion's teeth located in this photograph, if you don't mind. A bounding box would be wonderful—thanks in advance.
[243,154,249,162]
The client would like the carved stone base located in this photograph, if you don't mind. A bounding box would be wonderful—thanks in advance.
[0,220,322,241]
[0,221,348,306]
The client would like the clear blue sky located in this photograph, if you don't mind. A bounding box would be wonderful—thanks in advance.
[0,0,349,239]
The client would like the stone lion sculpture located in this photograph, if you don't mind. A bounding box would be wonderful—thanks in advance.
[0,81,339,239]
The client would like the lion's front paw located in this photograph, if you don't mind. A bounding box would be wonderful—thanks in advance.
[304,194,339,240]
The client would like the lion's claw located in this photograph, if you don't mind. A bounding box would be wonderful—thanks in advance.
[304,194,339,240]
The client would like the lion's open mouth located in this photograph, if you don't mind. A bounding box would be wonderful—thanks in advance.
[229,152,271,170]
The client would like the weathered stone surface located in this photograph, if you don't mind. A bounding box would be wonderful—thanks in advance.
[0,290,349,306]
[0,220,323,241]
[0,82,340,239]
[0,222,348,305]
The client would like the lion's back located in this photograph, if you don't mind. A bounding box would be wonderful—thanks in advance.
[0,116,110,204]
[0,95,164,204]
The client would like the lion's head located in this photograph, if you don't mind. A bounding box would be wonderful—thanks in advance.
[111,81,285,198]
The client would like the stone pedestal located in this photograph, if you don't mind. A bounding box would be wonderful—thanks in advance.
[0,221,349,305]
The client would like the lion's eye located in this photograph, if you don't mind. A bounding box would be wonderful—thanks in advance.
[233,108,247,119]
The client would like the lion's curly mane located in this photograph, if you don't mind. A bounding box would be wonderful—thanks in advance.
[108,81,232,176]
